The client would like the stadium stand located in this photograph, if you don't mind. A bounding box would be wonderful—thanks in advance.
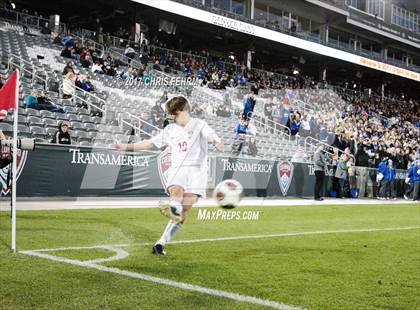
[0,7,418,167]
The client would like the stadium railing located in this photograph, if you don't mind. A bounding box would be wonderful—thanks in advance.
[122,111,161,137]
[247,111,291,139]
[304,136,356,165]
[17,48,110,120]
[0,8,67,34]
[72,86,107,120]
[7,53,48,89]
[106,47,143,69]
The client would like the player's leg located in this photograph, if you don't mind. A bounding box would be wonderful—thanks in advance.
[159,185,185,221]
[180,193,199,220]
[159,166,189,222]
[164,167,204,244]
[153,185,185,255]
[152,191,198,255]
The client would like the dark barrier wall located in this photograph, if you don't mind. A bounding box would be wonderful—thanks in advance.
[8,144,166,197]
[215,156,334,197]
[0,145,408,198]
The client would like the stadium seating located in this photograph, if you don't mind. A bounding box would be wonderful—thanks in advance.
[0,18,418,165]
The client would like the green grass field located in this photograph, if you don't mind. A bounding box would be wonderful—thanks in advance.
[0,203,419,310]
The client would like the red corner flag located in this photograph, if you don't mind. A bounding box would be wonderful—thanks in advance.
[0,69,19,113]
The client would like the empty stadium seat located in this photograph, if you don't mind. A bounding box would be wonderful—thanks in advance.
[70,122,85,131]
[30,126,48,139]
[26,108,41,117]
[28,116,44,127]
[39,110,56,119]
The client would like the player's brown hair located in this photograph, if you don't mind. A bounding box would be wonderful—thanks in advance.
[165,96,191,115]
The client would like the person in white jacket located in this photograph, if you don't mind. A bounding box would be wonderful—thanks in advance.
[62,72,75,99]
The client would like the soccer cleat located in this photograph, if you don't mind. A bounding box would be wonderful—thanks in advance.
[403,195,409,200]
[159,201,182,223]
[152,244,167,256]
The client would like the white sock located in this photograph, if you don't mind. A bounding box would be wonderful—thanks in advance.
[169,200,183,215]
[156,220,182,246]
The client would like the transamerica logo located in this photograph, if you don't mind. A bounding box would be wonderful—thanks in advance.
[308,165,334,176]
[277,161,293,196]
[69,149,149,167]
[221,159,273,173]
[0,149,27,195]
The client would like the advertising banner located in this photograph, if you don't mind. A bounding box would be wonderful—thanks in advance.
[0,145,409,198]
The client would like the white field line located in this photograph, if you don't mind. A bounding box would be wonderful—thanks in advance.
[19,248,302,310]
[23,226,420,253]
[19,226,420,310]
[84,246,129,264]
[2,198,418,211]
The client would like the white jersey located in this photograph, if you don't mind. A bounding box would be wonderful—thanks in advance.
[151,118,214,169]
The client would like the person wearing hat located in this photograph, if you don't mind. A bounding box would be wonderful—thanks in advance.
[51,122,71,145]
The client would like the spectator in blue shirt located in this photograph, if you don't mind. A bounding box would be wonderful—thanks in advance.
[290,111,301,136]
[242,94,255,120]
[405,160,420,201]
[25,89,38,109]
[280,102,291,127]
[234,118,248,135]
[62,35,74,48]
[378,159,397,199]
[232,118,249,155]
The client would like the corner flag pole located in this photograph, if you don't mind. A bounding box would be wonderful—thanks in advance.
[11,69,19,252]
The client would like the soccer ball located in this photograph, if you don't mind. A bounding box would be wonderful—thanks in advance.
[213,179,244,209]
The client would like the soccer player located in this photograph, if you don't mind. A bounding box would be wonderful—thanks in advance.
[114,96,224,255]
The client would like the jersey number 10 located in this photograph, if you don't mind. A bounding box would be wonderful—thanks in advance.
[178,141,188,152]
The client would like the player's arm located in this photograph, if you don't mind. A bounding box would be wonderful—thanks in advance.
[207,132,224,151]
[114,139,155,151]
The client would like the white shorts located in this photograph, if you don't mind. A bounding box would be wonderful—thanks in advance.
[166,166,207,198]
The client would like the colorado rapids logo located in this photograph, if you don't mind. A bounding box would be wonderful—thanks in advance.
[277,160,294,196]
[0,149,28,196]
[157,148,171,189]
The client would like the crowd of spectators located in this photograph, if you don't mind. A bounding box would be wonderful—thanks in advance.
[53,25,419,194]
